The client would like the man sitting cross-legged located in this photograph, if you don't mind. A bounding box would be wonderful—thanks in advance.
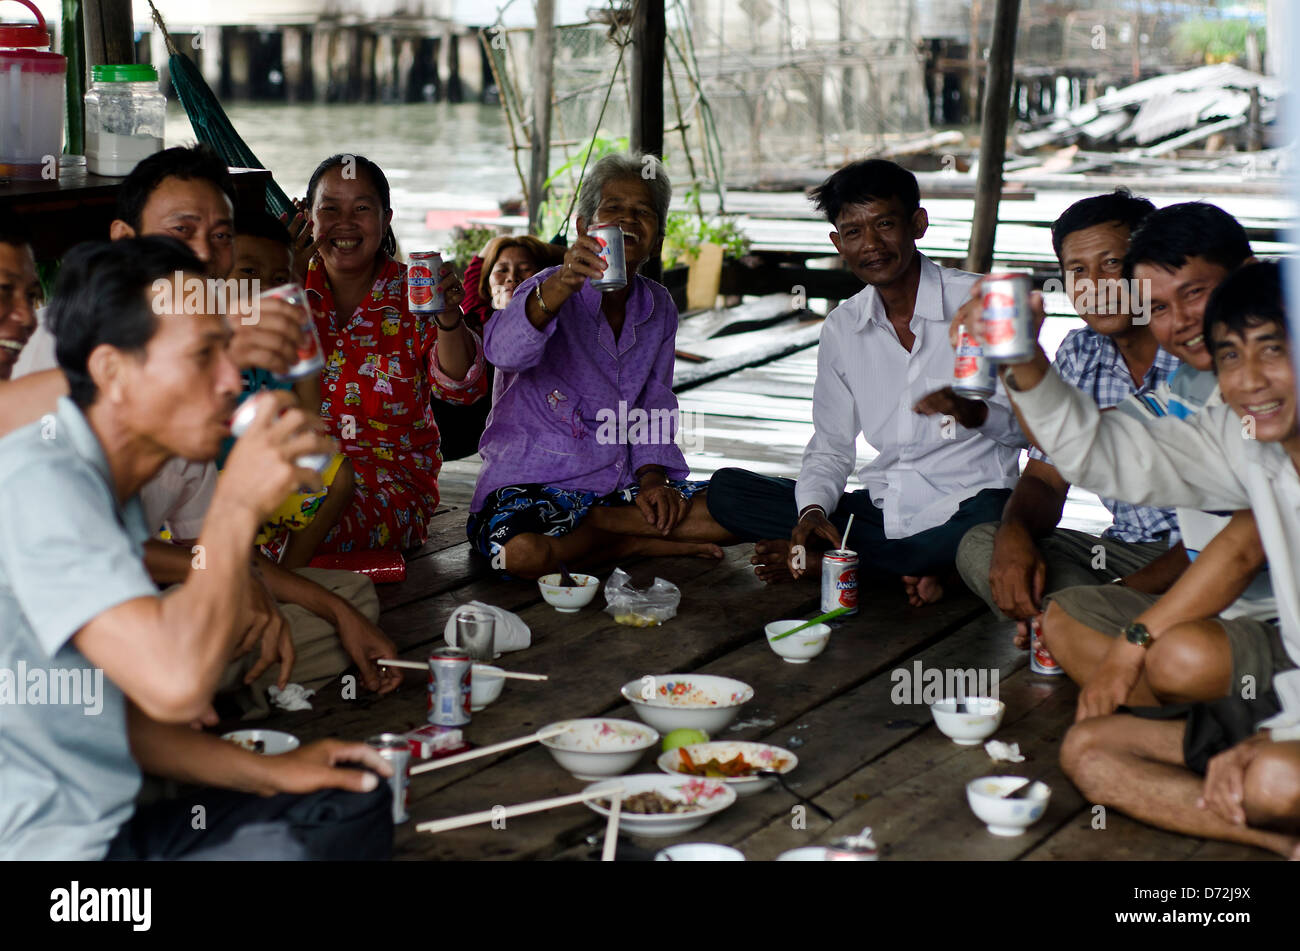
[959,260,1299,857]
[706,159,1028,606]
[0,238,393,860]
[955,190,1181,647]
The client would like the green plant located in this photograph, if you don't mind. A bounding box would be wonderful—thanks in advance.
[441,226,496,274]
[537,133,630,240]
[1173,17,1266,65]
[661,213,750,269]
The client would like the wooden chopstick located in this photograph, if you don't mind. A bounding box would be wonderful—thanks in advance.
[376,659,548,681]
[602,792,621,862]
[408,725,569,776]
[416,783,625,834]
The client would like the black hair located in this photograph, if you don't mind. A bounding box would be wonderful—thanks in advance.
[1204,260,1287,367]
[0,210,32,249]
[234,207,292,247]
[810,159,920,226]
[1050,189,1155,265]
[48,237,206,408]
[115,145,236,232]
[306,153,398,258]
[1123,202,1252,280]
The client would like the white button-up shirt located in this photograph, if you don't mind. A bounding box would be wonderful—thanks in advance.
[795,254,1027,538]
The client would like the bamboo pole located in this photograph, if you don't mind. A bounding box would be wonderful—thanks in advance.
[964,0,1020,275]
[527,0,555,233]
[83,0,134,67]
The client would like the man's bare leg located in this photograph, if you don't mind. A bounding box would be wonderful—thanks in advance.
[499,522,723,580]
[1144,620,1234,703]
[1061,715,1300,857]
[1039,600,1157,705]
[586,494,737,544]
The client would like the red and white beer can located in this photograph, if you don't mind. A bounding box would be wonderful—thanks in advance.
[952,328,997,398]
[407,251,445,314]
[981,272,1035,362]
[588,223,628,292]
[260,283,324,382]
[427,646,471,726]
[1029,616,1062,676]
[820,549,859,616]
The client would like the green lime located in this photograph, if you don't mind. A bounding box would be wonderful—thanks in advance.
[662,728,709,752]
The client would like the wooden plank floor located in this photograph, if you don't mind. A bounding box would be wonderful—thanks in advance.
[243,327,1276,861]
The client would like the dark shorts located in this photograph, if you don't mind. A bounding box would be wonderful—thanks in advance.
[1126,690,1283,775]
[467,480,710,562]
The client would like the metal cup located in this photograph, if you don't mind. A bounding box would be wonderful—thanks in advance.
[455,610,496,661]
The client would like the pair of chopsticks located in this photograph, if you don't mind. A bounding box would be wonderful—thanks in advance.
[377,658,548,682]
[769,605,851,641]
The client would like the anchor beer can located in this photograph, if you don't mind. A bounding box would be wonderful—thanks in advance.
[260,283,325,382]
[428,646,472,726]
[820,550,859,616]
[1029,616,1063,676]
[366,733,412,824]
[588,223,628,292]
[952,328,997,398]
[229,398,332,474]
[407,251,445,314]
[980,272,1036,362]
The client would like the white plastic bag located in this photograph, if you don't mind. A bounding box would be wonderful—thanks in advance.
[603,567,681,627]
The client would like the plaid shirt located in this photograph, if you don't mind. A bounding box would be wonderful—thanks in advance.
[1030,327,1181,543]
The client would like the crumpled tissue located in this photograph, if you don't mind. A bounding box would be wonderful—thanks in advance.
[268,683,315,711]
[984,740,1025,763]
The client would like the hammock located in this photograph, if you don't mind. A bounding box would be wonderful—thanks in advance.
[145,0,294,220]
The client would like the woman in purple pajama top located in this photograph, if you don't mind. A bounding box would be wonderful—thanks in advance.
[466,153,734,578]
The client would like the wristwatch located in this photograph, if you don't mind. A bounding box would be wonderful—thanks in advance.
[1122,622,1153,648]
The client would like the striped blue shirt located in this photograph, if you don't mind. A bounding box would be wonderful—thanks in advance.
[1030,327,1181,543]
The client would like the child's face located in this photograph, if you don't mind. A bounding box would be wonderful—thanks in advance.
[1213,318,1297,444]
[230,235,294,289]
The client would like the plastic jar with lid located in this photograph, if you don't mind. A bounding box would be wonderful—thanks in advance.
[0,0,67,179]
[84,64,166,177]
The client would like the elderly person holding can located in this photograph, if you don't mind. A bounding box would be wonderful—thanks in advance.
[467,152,735,578]
[289,153,488,553]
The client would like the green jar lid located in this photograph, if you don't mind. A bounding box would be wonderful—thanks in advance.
[92,64,158,83]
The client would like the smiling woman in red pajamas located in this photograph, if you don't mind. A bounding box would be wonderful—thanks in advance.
[295,154,487,552]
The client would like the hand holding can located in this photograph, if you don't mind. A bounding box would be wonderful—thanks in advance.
[258,283,325,382]
[225,391,337,516]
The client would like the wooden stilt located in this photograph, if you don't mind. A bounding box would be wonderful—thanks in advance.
[965,0,1021,275]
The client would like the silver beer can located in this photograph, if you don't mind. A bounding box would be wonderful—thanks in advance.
[259,283,325,382]
[366,733,412,824]
[820,549,859,616]
[951,327,997,398]
[588,223,628,292]
[980,272,1036,362]
[428,646,472,727]
[228,399,332,474]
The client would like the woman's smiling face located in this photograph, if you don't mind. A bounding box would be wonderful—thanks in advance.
[310,166,393,276]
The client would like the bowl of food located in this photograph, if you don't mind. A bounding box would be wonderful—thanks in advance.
[221,729,299,755]
[966,776,1051,837]
[471,664,506,711]
[764,620,831,663]
[537,573,600,613]
[929,697,1005,745]
[620,674,754,734]
[540,718,660,780]
[654,843,745,861]
[584,774,736,838]
[657,740,797,797]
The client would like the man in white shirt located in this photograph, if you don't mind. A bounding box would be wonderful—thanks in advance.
[961,260,1299,857]
[707,159,1027,605]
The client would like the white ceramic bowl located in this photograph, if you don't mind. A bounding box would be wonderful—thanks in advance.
[471,664,505,711]
[656,740,798,798]
[620,674,755,734]
[540,718,660,780]
[538,573,600,612]
[966,776,1051,837]
[583,773,736,838]
[655,843,745,861]
[776,846,832,861]
[221,729,299,755]
[764,620,831,663]
[930,697,1005,745]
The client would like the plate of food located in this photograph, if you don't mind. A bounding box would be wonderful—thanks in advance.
[221,729,300,755]
[656,741,798,797]
[583,773,736,837]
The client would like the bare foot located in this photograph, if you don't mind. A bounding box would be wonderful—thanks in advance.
[902,575,944,606]
[627,538,724,561]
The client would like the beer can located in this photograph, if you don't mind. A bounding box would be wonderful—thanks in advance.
[820,550,859,616]
[229,398,332,474]
[259,283,325,382]
[1029,617,1063,676]
[952,328,998,398]
[366,733,412,824]
[980,272,1036,362]
[588,223,628,292]
[428,646,472,726]
[407,251,445,314]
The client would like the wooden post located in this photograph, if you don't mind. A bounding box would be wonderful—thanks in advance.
[966,0,981,124]
[62,0,86,156]
[527,0,555,233]
[965,0,1020,275]
[83,0,133,66]
[631,0,665,158]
